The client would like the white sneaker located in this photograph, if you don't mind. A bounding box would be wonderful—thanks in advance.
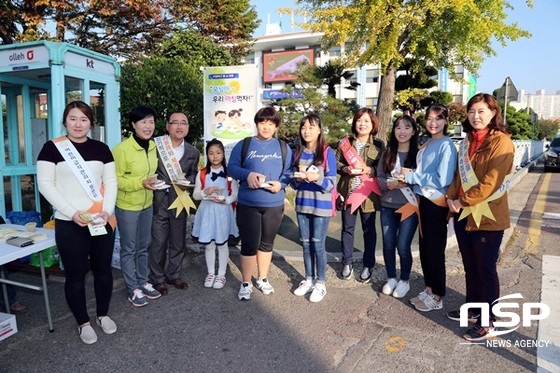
[309,283,327,303]
[213,275,226,289]
[415,293,443,312]
[238,282,253,300]
[358,267,373,283]
[409,288,429,305]
[204,274,216,288]
[78,323,98,344]
[96,316,117,334]
[294,279,314,296]
[255,278,274,295]
[382,278,398,295]
[392,280,410,298]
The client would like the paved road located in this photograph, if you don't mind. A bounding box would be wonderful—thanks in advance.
[1,161,558,372]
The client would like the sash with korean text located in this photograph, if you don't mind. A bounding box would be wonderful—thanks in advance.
[52,136,116,232]
[457,137,513,227]
[338,136,381,213]
[415,141,447,207]
[392,155,420,222]
[154,135,196,217]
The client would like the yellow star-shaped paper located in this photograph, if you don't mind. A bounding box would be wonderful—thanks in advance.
[458,201,495,228]
[458,173,513,228]
[168,185,197,217]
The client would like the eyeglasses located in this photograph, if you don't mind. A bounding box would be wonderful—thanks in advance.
[169,121,189,126]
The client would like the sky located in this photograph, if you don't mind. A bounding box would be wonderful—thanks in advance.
[250,0,560,95]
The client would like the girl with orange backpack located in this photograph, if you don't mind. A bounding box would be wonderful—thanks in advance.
[192,139,239,289]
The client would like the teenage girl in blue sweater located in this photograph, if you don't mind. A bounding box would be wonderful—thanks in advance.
[290,114,336,302]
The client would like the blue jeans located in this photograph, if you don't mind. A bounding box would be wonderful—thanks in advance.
[341,207,377,267]
[116,206,153,296]
[297,213,330,282]
[381,206,418,281]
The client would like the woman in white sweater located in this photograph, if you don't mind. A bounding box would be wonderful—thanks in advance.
[37,101,118,345]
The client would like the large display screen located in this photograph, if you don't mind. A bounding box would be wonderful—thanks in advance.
[262,49,314,83]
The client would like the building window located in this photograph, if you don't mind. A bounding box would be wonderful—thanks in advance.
[365,97,377,108]
[328,46,341,57]
[345,70,357,84]
[366,69,379,83]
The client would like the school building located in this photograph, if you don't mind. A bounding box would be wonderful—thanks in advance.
[244,26,476,109]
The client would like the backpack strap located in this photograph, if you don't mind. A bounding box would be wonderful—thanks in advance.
[279,139,287,166]
[240,137,252,168]
[199,168,208,189]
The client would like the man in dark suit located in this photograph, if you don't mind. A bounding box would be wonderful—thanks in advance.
[148,112,200,295]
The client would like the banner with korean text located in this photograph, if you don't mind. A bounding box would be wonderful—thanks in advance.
[203,65,259,160]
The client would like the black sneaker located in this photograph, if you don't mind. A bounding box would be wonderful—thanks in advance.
[447,310,479,323]
[463,324,494,342]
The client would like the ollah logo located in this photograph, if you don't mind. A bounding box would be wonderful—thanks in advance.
[460,293,550,337]
[27,50,34,60]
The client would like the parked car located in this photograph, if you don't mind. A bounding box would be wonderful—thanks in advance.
[544,137,560,172]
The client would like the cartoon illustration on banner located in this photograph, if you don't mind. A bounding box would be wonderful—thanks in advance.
[203,65,258,160]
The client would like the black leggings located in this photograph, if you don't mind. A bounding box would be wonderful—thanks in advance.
[55,219,115,325]
[236,203,284,256]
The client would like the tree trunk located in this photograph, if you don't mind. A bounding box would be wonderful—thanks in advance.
[375,62,397,144]
[55,8,65,41]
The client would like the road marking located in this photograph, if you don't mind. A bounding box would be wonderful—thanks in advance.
[538,255,560,372]
[385,336,408,352]
[543,212,560,220]
[524,173,551,254]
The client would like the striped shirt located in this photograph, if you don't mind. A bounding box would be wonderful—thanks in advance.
[293,148,337,217]
[349,141,367,194]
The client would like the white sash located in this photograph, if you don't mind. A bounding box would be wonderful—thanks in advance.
[393,155,418,208]
[415,140,447,206]
[154,135,197,216]
[53,137,102,202]
[154,135,183,180]
[457,137,513,226]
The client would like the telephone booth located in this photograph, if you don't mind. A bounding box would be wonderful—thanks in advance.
[0,40,121,218]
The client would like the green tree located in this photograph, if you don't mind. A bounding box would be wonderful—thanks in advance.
[502,105,533,140]
[160,30,237,67]
[314,60,359,98]
[394,88,429,116]
[171,0,259,61]
[270,64,357,145]
[296,0,532,143]
[0,0,258,60]
[120,57,203,143]
[536,119,560,140]
[395,58,438,92]
[424,91,454,107]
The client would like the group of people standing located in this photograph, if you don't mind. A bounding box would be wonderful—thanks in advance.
[37,102,200,344]
[34,92,513,345]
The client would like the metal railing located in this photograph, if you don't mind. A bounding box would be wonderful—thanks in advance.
[513,140,545,170]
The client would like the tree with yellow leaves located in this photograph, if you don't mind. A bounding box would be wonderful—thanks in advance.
[294,0,532,142]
